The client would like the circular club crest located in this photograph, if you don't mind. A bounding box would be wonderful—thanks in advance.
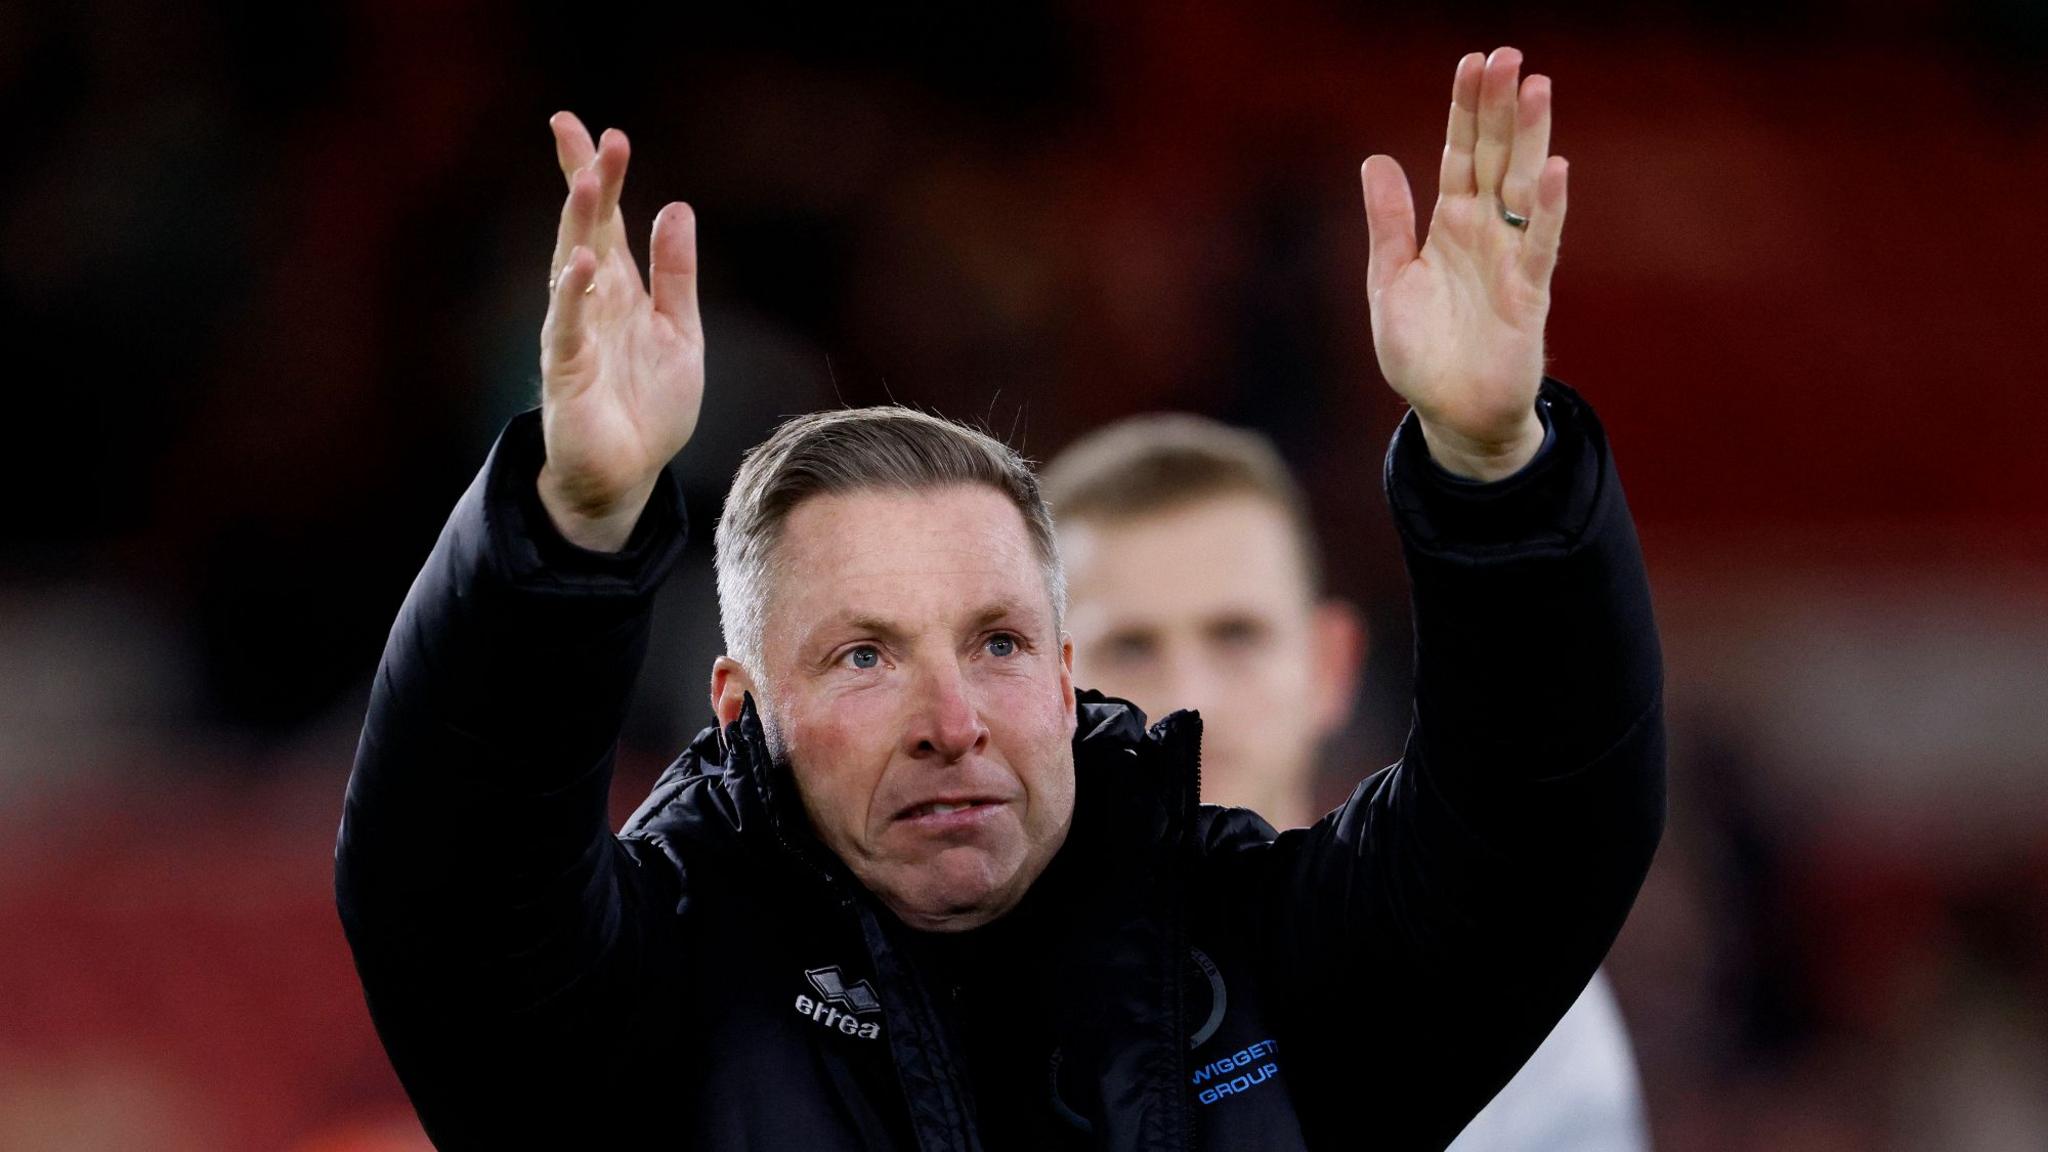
[1187,946,1227,1048]
[1047,946,1231,1131]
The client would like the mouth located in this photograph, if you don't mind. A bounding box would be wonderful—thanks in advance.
[893,796,1007,829]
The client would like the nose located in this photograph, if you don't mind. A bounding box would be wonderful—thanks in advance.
[1159,645,1230,724]
[906,657,989,763]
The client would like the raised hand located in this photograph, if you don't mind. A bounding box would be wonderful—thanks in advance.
[1361,48,1567,482]
[537,113,705,552]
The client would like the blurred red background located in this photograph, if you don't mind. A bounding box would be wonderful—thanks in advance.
[2,1,2044,1148]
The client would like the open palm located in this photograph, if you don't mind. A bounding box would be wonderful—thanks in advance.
[537,114,704,550]
[1362,48,1568,481]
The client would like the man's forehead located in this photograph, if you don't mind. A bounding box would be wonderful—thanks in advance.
[766,485,1050,639]
[1064,495,1310,592]
[778,485,1037,567]
[804,596,1041,639]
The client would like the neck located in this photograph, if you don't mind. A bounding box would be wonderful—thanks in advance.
[1257,789,1317,832]
[1205,768,1316,831]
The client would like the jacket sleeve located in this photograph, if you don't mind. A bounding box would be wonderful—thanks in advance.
[1203,379,1666,1150]
[333,409,689,1144]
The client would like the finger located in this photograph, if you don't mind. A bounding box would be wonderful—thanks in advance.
[1521,156,1569,286]
[650,202,702,337]
[594,129,630,230]
[1501,73,1552,219]
[1437,52,1484,198]
[1361,155,1418,299]
[550,111,597,185]
[550,165,601,282]
[544,245,598,369]
[1472,46,1522,197]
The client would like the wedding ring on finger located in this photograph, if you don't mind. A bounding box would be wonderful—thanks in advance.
[547,269,598,295]
[1500,203,1531,230]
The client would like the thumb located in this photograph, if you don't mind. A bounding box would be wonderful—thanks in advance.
[1361,155,1418,299]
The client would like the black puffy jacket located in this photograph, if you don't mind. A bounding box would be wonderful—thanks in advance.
[336,380,1665,1151]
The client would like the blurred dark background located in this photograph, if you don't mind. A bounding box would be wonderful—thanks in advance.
[3,2,2046,1148]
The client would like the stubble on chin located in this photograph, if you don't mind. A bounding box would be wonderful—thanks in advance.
[888,857,1012,932]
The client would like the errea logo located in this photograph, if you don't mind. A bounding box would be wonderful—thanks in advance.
[795,966,883,1040]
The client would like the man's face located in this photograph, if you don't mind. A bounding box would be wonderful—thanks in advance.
[1062,495,1357,826]
[718,486,1077,933]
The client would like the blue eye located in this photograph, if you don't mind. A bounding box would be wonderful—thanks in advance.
[847,646,881,670]
[986,633,1018,658]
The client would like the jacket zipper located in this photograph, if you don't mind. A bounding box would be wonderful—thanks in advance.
[736,701,979,1150]
[1157,711,1204,1152]
[1180,719,1203,1152]
[732,701,852,903]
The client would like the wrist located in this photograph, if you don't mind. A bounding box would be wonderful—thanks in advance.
[537,464,657,553]
[1415,406,1547,484]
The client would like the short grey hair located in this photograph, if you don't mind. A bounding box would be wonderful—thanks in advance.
[713,406,1066,669]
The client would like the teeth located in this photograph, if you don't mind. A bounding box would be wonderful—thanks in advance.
[928,802,968,816]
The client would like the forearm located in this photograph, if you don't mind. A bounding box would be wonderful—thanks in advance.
[1252,381,1662,1145]
[1390,378,1662,790]
[336,408,686,968]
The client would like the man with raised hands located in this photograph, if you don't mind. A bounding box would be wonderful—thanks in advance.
[337,46,1664,1151]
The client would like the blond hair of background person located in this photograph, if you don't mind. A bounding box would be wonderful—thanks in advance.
[1047,417,1651,1152]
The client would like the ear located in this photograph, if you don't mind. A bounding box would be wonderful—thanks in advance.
[710,656,759,728]
[1308,599,1365,740]
[1059,631,1078,733]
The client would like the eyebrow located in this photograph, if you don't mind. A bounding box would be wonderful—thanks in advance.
[803,599,1039,652]
[967,598,1035,631]
[814,614,909,648]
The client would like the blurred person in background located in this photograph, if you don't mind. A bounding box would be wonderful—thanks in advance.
[1046,414,1651,1151]
[336,47,1665,1150]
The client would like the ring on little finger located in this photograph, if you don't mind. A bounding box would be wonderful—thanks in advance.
[546,270,598,295]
